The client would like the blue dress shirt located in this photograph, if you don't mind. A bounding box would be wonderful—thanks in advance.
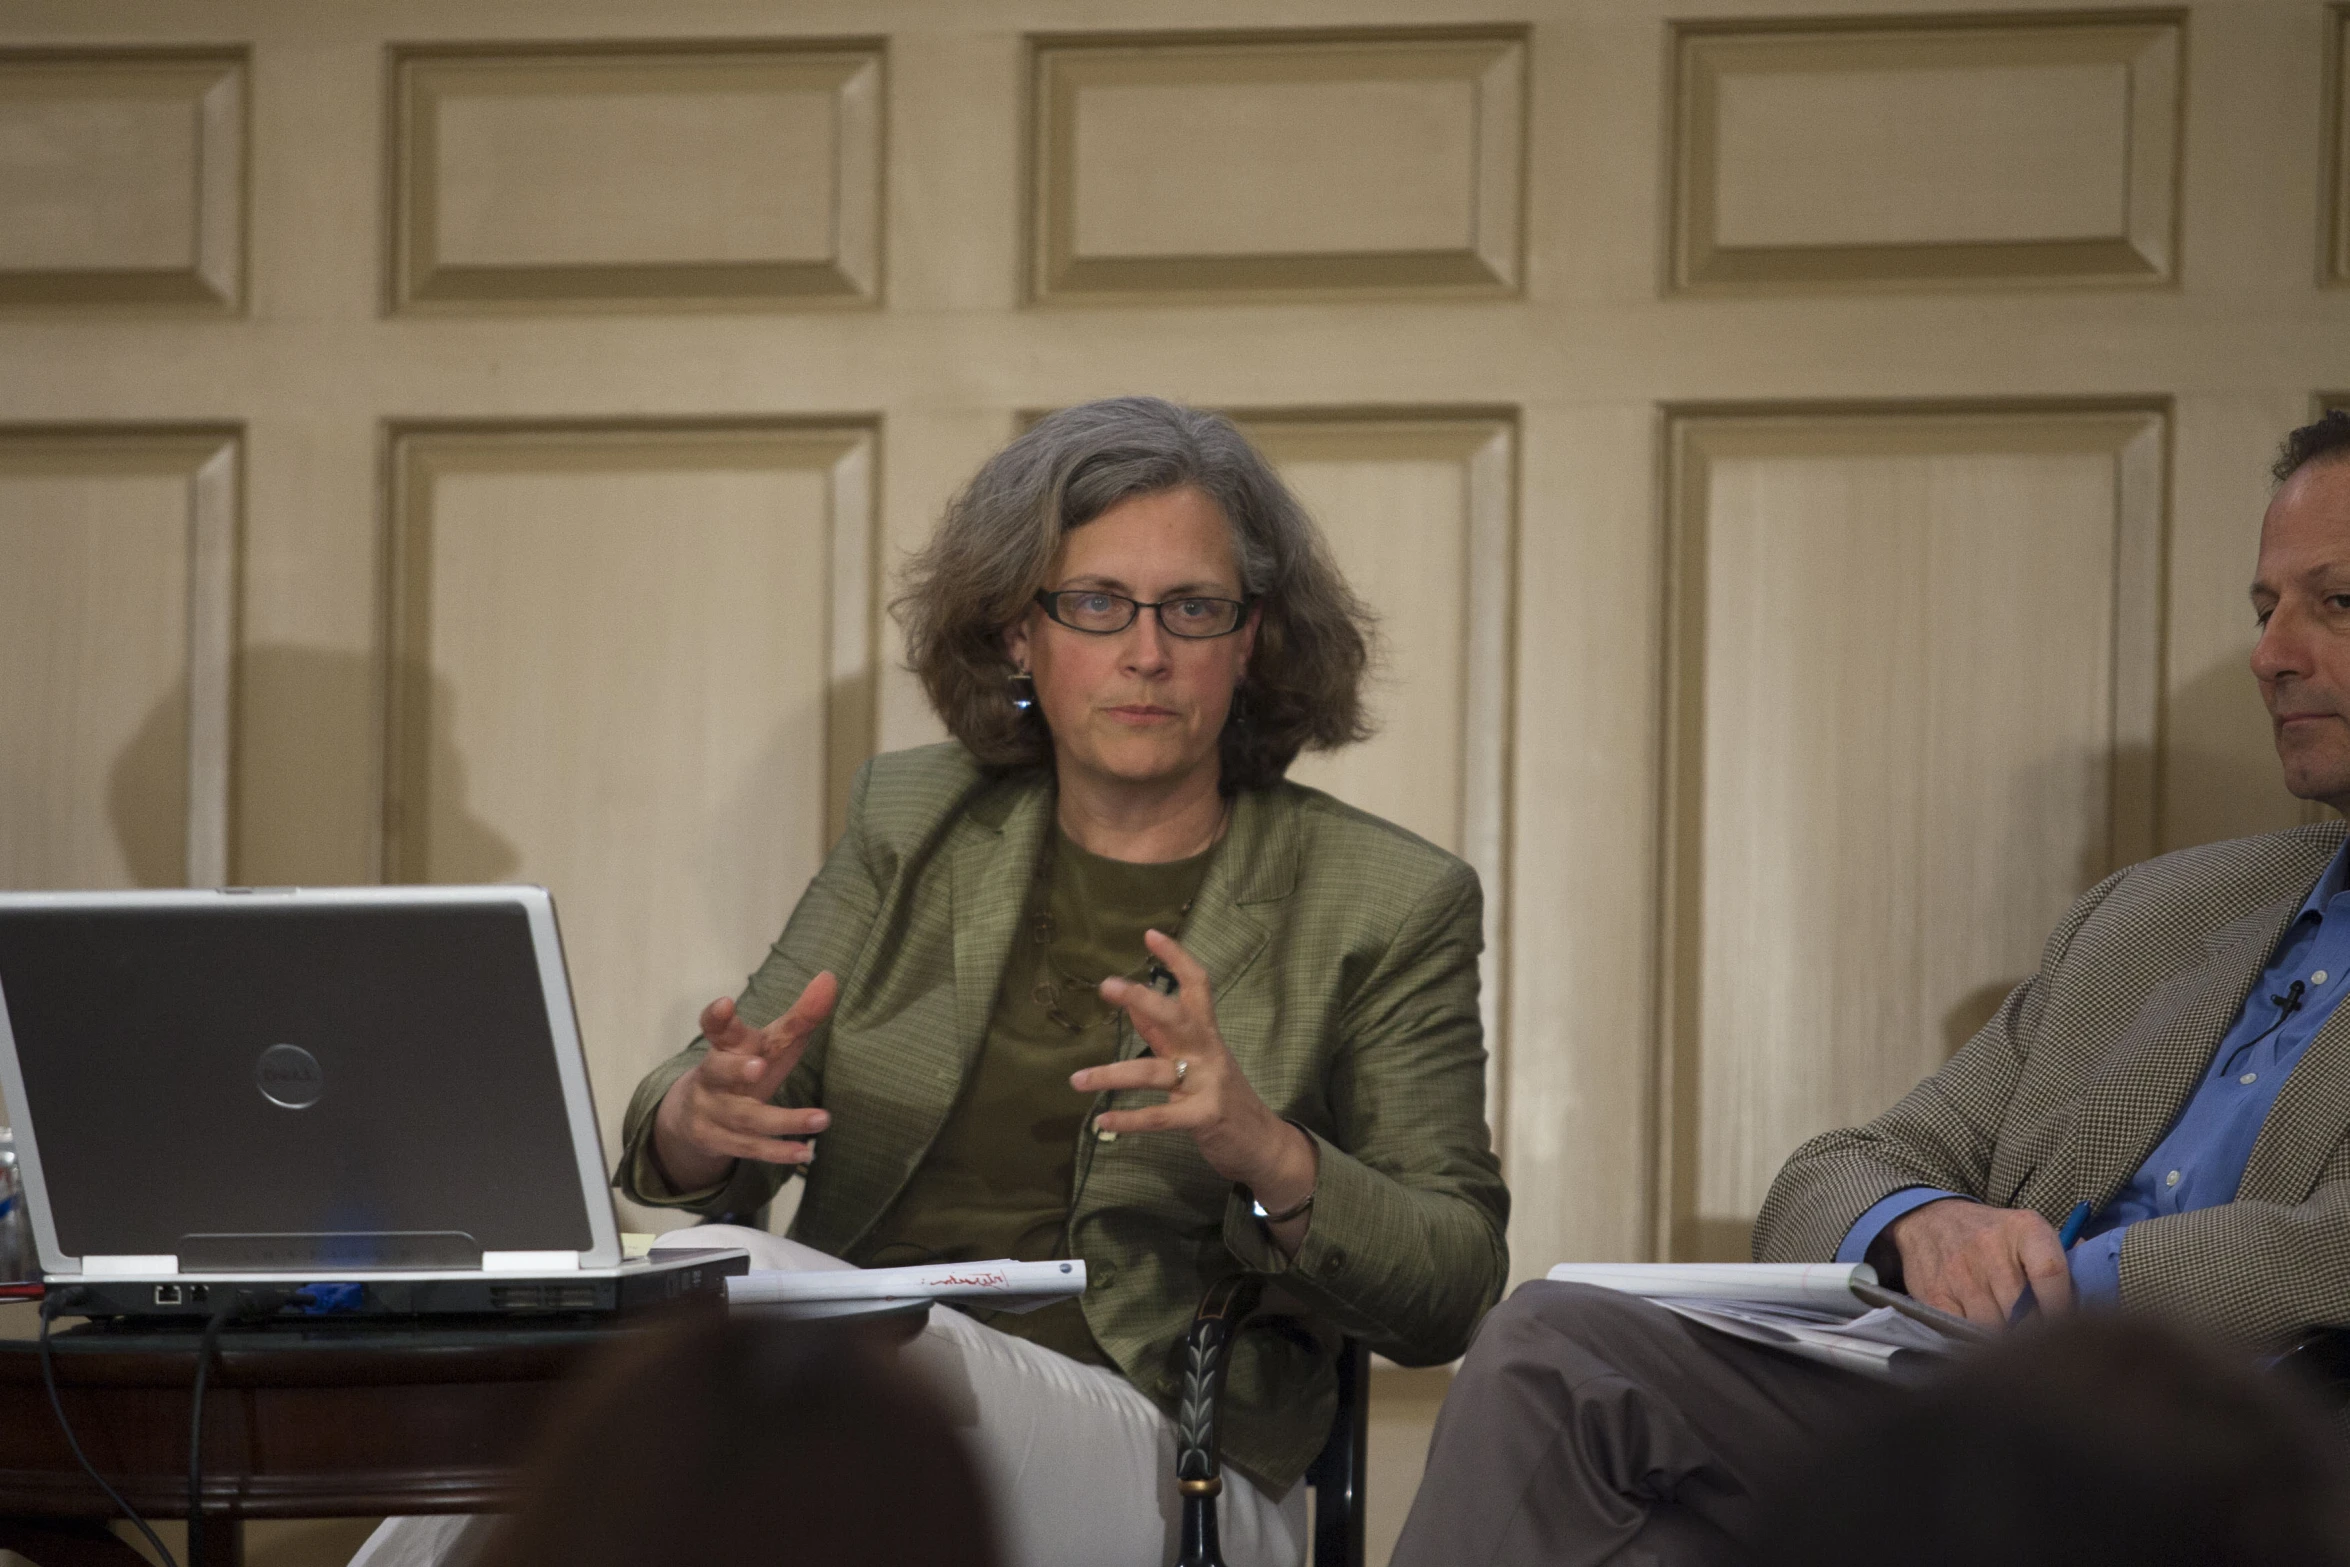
[1836,839,2350,1305]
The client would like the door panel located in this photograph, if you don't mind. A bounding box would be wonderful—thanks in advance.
[1248,412,1516,1093]
[0,48,243,308]
[1673,14,2181,289]
[384,423,875,1228]
[0,428,236,891]
[391,41,883,310]
[1658,405,2165,1259]
[1030,27,1525,300]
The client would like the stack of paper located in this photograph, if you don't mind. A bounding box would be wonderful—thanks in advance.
[726,1258,1087,1319]
[1544,1262,1969,1376]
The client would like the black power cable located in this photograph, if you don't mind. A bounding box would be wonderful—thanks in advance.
[39,1287,182,1567]
[187,1288,302,1567]
[187,1294,238,1567]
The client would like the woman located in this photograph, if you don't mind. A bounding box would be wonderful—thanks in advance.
[634,398,1506,1564]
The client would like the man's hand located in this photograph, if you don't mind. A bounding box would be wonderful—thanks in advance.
[1885,1198,2074,1328]
[648,972,838,1194]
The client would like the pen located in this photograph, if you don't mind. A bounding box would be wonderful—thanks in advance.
[1850,1278,1996,1343]
[2056,1200,2093,1251]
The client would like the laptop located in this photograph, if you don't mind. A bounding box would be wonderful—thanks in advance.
[0,884,746,1318]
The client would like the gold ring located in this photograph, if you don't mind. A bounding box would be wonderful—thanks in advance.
[1173,1058,1190,1087]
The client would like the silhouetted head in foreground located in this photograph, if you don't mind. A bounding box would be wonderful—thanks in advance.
[1754,1315,2350,1567]
[476,1312,998,1567]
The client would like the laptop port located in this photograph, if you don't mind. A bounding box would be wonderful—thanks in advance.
[154,1285,182,1305]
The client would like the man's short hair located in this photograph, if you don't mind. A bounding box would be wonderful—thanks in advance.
[2273,409,2350,484]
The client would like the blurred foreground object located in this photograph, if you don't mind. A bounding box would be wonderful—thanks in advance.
[474,1313,998,1567]
[1754,1316,2350,1567]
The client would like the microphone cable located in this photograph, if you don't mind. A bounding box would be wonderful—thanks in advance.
[2221,979,2307,1078]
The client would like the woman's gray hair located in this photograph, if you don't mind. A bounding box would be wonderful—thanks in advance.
[893,396,1376,790]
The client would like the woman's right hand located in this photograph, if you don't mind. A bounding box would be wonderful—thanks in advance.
[648,971,839,1193]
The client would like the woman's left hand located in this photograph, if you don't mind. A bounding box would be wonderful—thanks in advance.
[1071,928,1318,1216]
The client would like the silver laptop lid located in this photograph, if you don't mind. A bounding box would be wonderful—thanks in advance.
[0,885,622,1276]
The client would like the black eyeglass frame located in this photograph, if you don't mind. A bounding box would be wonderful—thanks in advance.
[1032,588,1255,639]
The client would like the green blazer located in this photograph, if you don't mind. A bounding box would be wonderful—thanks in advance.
[618,742,1509,1487]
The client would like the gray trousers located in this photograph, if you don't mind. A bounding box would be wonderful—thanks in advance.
[1389,1281,1895,1567]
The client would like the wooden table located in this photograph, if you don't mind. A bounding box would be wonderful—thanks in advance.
[0,1314,671,1567]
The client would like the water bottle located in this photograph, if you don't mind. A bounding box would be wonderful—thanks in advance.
[0,1126,30,1282]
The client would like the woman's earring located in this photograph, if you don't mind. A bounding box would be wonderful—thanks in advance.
[1009,668,1037,713]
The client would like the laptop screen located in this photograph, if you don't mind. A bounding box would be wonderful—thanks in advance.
[0,895,596,1269]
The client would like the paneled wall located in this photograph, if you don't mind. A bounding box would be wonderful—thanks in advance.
[391,42,883,309]
[1657,404,2166,1259]
[1671,13,2181,289]
[1030,28,1525,299]
[2331,4,2349,288]
[383,422,876,1188]
[1250,412,1518,1079]
[0,50,244,307]
[0,428,237,890]
[5,4,2349,1559]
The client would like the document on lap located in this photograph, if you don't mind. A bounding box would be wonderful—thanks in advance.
[726,1258,1087,1318]
[1545,1262,1979,1376]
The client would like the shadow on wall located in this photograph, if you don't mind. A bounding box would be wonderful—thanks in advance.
[2165,646,2321,851]
[1692,648,2307,1259]
[1938,646,2319,1063]
[106,645,521,887]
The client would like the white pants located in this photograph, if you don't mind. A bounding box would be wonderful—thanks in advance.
[351,1226,1306,1567]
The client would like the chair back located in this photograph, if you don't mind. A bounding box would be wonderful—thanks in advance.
[1303,1338,1370,1567]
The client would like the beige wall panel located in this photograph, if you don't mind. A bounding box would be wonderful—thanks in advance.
[385,423,876,1228]
[1500,403,1662,1278]
[1245,413,1515,1118]
[1660,407,2166,1260]
[1673,14,2181,291]
[1366,1363,1451,1567]
[2160,393,2324,852]
[2334,7,2350,287]
[1030,28,1524,302]
[0,49,242,308]
[392,42,883,311]
[0,429,236,891]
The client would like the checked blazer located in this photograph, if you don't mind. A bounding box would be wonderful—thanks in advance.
[1756,820,2350,1345]
[617,741,1510,1487]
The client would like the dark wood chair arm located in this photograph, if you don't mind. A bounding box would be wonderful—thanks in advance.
[1176,1274,1266,1567]
[1175,1274,1367,1567]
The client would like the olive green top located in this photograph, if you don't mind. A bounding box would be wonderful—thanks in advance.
[618,743,1508,1490]
[850,827,1212,1365]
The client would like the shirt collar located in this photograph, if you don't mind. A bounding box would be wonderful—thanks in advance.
[2295,836,2350,925]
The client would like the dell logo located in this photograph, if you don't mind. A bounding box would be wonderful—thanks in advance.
[256,1043,324,1109]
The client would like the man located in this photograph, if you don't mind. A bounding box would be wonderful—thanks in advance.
[1391,411,2350,1567]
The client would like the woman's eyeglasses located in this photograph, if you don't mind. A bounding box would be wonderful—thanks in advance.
[1033,589,1251,638]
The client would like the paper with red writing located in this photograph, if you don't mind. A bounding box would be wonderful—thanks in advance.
[725,1257,1086,1317]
